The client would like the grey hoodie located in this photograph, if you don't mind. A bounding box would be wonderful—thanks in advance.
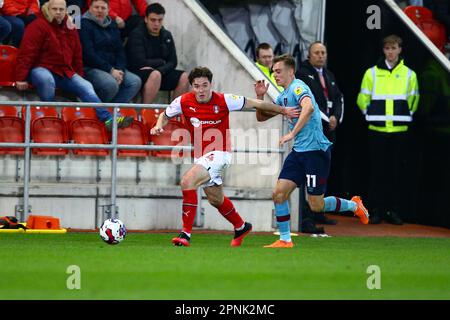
[82,10,112,28]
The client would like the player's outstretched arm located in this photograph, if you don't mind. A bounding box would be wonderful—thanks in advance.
[244,98,299,119]
[279,97,314,145]
[256,109,277,122]
[150,112,170,135]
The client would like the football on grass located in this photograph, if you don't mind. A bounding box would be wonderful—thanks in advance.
[99,219,126,245]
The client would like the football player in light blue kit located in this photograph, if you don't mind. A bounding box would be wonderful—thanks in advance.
[255,54,369,248]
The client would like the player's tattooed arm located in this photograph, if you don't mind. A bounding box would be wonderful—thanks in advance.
[245,98,299,120]
[256,109,277,122]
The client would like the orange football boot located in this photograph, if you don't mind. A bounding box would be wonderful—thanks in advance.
[351,196,369,224]
[263,240,294,248]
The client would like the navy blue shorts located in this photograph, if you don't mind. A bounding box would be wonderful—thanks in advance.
[278,148,331,195]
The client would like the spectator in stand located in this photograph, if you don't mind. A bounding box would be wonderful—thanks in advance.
[0,0,39,47]
[15,0,133,130]
[40,0,86,9]
[79,0,141,104]
[126,2,189,104]
[255,42,284,91]
[297,42,343,146]
[41,1,88,28]
[87,0,147,38]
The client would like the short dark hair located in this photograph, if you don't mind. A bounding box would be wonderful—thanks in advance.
[188,67,213,84]
[255,42,273,58]
[91,0,109,5]
[273,54,296,71]
[146,2,165,16]
[382,34,402,47]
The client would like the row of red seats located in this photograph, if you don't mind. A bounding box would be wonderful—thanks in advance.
[0,105,187,158]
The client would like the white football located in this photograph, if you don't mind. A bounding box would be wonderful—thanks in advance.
[99,218,127,245]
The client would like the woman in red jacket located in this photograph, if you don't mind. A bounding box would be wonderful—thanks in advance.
[15,0,133,129]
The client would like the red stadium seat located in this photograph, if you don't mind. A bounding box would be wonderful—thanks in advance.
[141,108,186,128]
[0,105,24,155]
[116,122,150,157]
[106,107,149,157]
[404,6,433,24]
[0,105,19,117]
[21,106,59,119]
[403,5,447,52]
[141,108,188,158]
[62,107,109,156]
[141,108,162,128]
[107,107,139,120]
[21,106,68,156]
[0,45,18,87]
[149,121,189,158]
[61,106,98,124]
[418,20,447,52]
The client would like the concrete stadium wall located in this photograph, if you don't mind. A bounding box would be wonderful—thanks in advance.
[0,182,300,232]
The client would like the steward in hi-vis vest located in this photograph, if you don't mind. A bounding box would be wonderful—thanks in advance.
[255,43,284,92]
[357,58,419,133]
[356,34,419,226]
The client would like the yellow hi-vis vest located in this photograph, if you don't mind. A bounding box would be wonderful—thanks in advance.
[357,59,419,133]
[255,62,284,92]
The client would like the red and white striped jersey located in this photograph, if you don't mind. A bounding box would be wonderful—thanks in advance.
[165,91,246,158]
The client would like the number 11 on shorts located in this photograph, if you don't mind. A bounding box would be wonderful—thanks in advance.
[306,174,316,188]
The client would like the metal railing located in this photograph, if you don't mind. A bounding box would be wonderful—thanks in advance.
[0,101,288,222]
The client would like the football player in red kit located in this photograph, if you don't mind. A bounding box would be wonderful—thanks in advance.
[151,66,298,247]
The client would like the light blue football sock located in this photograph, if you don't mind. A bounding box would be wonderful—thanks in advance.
[323,196,357,213]
[275,201,291,242]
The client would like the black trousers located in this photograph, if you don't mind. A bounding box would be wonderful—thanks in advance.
[367,130,408,215]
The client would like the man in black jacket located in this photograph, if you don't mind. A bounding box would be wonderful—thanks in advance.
[126,2,189,104]
[296,42,343,143]
[295,41,344,231]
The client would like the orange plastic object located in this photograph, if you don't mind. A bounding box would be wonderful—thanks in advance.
[26,215,61,230]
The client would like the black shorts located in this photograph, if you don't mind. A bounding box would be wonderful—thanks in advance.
[135,69,184,91]
[278,147,331,195]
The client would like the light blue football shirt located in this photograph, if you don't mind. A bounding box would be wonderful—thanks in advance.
[275,79,332,152]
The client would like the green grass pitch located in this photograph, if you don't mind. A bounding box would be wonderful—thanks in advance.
[1,233,449,300]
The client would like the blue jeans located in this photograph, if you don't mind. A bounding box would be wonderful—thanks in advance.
[29,67,111,122]
[0,16,12,43]
[1,16,24,47]
[84,68,141,104]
